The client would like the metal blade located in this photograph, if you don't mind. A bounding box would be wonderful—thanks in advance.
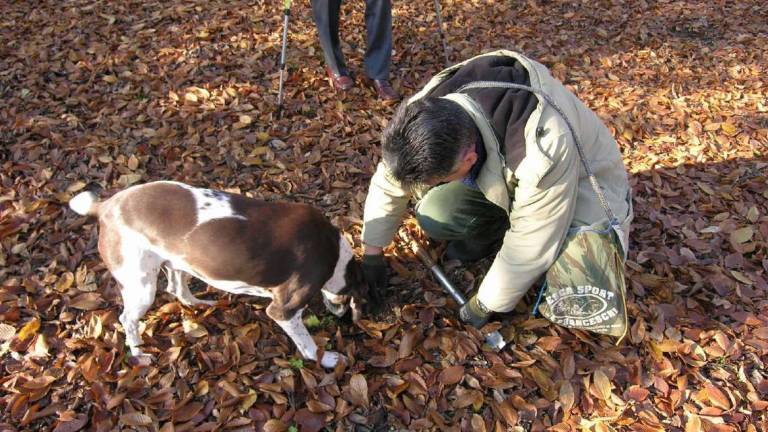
[484,330,507,352]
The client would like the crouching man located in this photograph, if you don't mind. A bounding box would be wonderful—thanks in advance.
[360,50,633,327]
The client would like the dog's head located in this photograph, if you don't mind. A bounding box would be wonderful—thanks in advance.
[322,257,368,323]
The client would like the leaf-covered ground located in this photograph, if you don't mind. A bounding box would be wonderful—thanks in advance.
[1,0,767,430]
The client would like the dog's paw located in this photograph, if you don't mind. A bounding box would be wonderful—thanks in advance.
[320,351,346,369]
[127,352,154,367]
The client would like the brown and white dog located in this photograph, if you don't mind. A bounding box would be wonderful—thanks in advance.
[69,181,366,368]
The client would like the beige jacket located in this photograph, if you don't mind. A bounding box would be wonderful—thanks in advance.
[362,50,632,312]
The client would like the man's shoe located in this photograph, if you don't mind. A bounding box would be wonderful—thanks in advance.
[326,67,354,91]
[371,79,400,101]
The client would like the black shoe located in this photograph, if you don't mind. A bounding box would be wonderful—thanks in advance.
[445,238,502,263]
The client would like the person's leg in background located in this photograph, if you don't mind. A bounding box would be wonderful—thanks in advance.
[311,0,354,90]
[415,182,509,262]
[363,0,399,100]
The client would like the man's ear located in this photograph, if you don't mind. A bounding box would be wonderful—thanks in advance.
[462,148,478,167]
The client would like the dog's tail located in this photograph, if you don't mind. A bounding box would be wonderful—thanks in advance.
[69,191,101,216]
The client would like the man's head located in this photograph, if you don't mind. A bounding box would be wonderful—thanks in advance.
[382,97,480,187]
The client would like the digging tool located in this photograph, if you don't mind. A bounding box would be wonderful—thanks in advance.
[276,0,293,119]
[433,0,450,67]
[409,239,508,351]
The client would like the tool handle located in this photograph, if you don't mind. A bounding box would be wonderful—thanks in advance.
[429,264,467,305]
[411,241,467,305]
[411,242,436,267]
[405,234,507,351]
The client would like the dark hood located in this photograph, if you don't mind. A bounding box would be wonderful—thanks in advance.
[424,55,539,171]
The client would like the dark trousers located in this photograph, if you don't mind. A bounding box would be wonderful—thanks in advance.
[415,182,509,246]
[310,0,392,80]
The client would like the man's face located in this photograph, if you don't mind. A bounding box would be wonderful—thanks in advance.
[424,146,478,186]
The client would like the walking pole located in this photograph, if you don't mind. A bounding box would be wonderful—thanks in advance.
[276,0,293,119]
[433,0,450,67]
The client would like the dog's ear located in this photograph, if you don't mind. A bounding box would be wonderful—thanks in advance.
[343,257,368,322]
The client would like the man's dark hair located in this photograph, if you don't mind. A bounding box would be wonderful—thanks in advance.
[381,97,478,187]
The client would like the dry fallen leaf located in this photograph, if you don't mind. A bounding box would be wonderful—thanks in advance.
[262,419,289,432]
[173,401,204,422]
[69,292,104,310]
[494,398,517,426]
[293,408,326,432]
[438,365,464,386]
[559,380,575,419]
[593,368,613,402]
[119,412,152,427]
[52,414,88,432]
[705,383,731,410]
[22,375,57,391]
[0,323,16,341]
[349,374,369,409]
[626,385,650,402]
[182,320,208,338]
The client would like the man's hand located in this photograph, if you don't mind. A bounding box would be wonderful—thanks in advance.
[361,253,388,307]
[459,294,492,328]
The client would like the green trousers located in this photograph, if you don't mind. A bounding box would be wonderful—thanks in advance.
[415,182,509,251]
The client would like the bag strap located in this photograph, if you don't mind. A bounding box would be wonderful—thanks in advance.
[455,81,619,225]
